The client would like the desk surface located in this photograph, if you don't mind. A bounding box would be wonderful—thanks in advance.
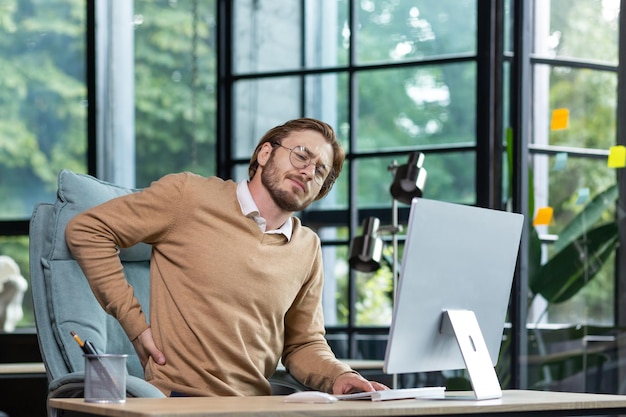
[50,390,626,417]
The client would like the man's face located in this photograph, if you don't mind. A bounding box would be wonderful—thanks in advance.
[260,130,333,212]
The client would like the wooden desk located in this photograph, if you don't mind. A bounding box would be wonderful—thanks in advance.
[50,390,626,417]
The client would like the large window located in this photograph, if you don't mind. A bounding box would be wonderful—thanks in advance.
[2,0,626,396]
[133,1,217,187]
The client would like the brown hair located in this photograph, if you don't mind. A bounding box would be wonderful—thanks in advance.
[248,118,345,201]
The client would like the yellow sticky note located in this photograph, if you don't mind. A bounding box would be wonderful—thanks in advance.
[608,145,626,168]
[533,207,553,226]
[550,108,569,130]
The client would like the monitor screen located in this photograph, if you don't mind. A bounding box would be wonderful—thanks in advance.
[383,198,524,398]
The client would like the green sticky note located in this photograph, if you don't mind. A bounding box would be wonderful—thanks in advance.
[575,188,589,205]
[552,152,567,171]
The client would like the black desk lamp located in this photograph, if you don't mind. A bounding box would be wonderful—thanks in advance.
[348,217,384,273]
[349,152,427,274]
[390,151,427,204]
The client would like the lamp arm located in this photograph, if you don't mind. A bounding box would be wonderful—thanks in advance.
[378,225,403,235]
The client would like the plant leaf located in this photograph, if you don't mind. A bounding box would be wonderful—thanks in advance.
[527,226,543,292]
[553,184,617,253]
[530,223,618,303]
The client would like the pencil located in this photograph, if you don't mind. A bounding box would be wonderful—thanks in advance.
[71,330,98,355]
[70,330,121,396]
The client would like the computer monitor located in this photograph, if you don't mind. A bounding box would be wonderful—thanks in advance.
[383,198,524,400]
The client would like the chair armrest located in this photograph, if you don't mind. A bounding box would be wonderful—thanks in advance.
[47,372,165,399]
[48,372,87,398]
[269,370,310,395]
[126,375,166,398]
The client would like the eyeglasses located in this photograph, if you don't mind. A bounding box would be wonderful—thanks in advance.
[273,142,332,186]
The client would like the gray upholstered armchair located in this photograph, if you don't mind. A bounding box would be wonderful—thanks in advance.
[30,169,165,416]
[30,170,305,416]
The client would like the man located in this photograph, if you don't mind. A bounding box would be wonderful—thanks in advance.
[66,118,388,397]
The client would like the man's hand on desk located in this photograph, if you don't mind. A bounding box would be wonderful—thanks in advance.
[332,372,389,395]
[133,327,166,368]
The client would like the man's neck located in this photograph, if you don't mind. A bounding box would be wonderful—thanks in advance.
[247,178,292,231]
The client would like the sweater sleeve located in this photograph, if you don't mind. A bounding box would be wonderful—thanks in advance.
[281,243,354,393]
[65,173,187,341]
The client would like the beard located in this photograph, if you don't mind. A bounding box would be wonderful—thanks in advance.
[261,154,314,212]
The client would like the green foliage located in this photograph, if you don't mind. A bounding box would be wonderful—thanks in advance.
[334,246,394,326]
[354,255,393,326]
[496,184,618,389]
[0,0,87,217]
[506,152,618,317]
[530,220,617,304]
[133,0,217,186]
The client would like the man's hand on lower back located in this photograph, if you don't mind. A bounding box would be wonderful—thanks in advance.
[132,327,166,368]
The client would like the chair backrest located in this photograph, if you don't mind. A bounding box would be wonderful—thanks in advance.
[30,169,151,383]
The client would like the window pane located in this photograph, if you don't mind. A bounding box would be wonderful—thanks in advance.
[134,0,217,187]
[356,63,476,152]
[504,0,514,54]
[355,156,397,207]
[320,238,347,326]
[354,267,393,326]
[356,0,476,64]
[306,0,348,68]
[534,0,619,64]
[309,159,348,210]
[422,151,476,204]
[325,240,394,327]
[233,0,300,73]
[530,155,615,326]
[0,0,86,219]
[328,243,349,327]
[233,0,348,73]
[533,65,616,149]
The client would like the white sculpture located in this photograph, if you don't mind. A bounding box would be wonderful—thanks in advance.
[0,255,28,332]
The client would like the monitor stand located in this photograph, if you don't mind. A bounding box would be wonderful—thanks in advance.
[440,309,503,400]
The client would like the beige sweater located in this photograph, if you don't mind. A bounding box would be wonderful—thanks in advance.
[66,172,353,396]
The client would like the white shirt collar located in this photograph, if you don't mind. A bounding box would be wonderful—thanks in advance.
[236,180,292,241]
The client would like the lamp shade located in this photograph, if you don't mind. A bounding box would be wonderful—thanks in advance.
[348,217,384,272]
[390,152,427,204]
